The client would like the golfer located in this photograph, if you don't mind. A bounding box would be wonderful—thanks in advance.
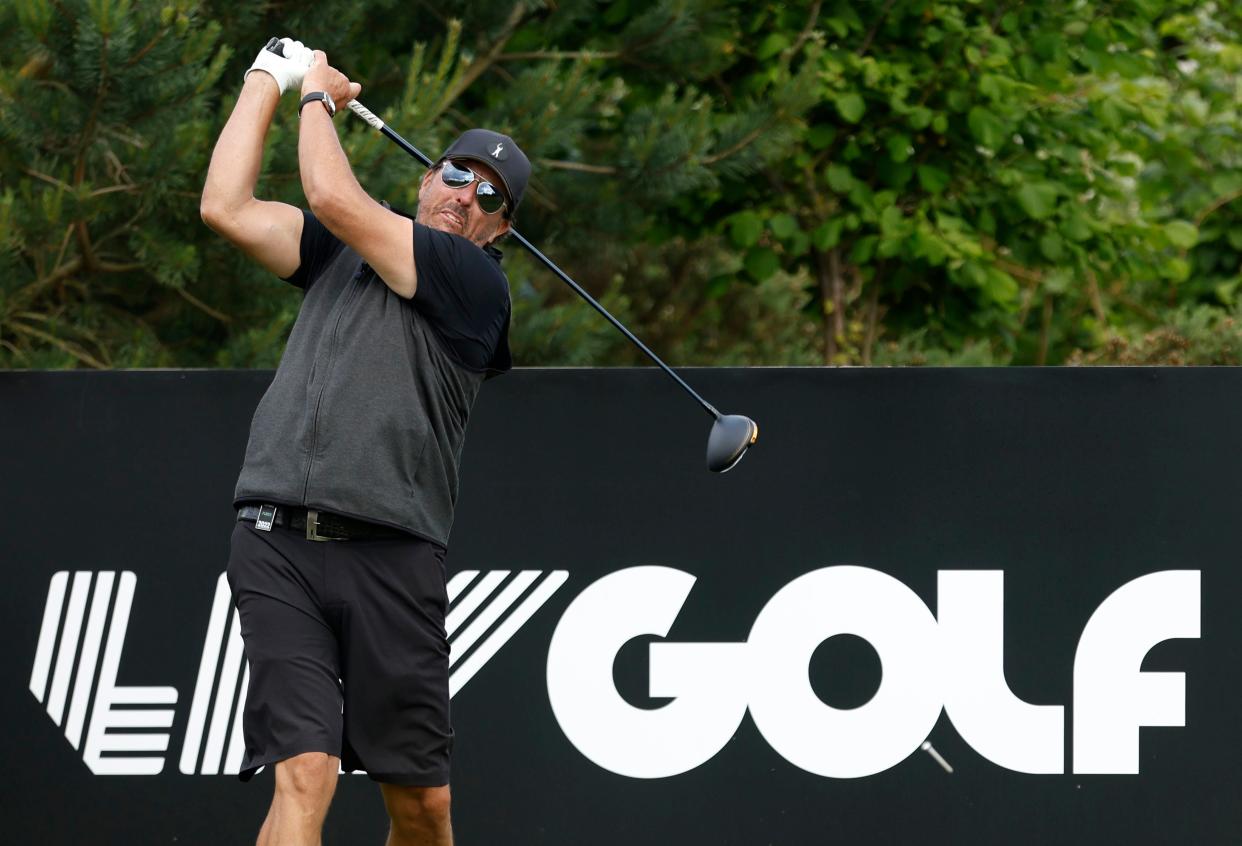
[200,37,529,845]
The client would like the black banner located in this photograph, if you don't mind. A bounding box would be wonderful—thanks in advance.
[1,369,1233,844]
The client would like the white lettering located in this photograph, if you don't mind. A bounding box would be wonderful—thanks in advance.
[939,571,1064,774]
[748,566,941,778]
[547,566,1200,779]
[546,566,748,778]
[1072,570,1200,774]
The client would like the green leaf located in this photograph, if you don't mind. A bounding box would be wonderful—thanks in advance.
[908,107,934,130]
[835,93,866,123]
[914,228,950,265]
[1164,220,1199,249]
[959,262,989,289]
[916,165,950,194]
[849,236,877,264]
[769,213,798,240]
[1162,257,1191,282]
[704,275,731,298]
[1043,270,1072,294]
[946,90,971,112]
[978,75,1004,101]
[879,205,905,234]
[812,219,844,250]
[756,33,789,61]
[967,106,1007,150]
[878,236,905,258]
[983,268,1019,305]
[1096,99,1123,129]
[603,0,629,25]
[1060,212,1093,242]
[825,164,854,193]
[1039,231,1065,261]
[886,133,912,163]
[1015,182,1059,220]
[728,211,764,248]
[744,247,781,281]
[806,125,836,150]
[1209,173,1242,196]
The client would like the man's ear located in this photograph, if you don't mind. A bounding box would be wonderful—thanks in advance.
[417,168,434,199]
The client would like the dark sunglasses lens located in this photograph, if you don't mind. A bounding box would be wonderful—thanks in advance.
[476,183,505,214]
[441,162,473,188]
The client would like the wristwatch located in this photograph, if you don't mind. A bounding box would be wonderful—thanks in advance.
[299,91,336,118]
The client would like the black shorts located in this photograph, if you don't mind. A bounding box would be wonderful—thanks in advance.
[225,517,452,786]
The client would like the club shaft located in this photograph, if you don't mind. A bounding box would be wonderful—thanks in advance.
[345,100,722,421]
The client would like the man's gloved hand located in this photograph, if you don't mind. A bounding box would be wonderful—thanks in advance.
[244,37,314,95]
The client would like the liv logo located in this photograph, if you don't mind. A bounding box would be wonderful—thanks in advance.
[32,569,568,776]
[29,571,178,775]
[180,574,249,775]
[446,569,569,696]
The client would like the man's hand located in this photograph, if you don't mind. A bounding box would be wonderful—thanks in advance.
[301,51,362,106]
[244,37,313,95]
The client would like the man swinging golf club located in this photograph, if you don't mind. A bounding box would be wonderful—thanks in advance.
[201,37,529,845]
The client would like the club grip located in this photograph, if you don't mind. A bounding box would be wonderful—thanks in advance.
[264,37,284,57]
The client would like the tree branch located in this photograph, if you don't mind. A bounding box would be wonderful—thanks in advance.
[863,265,883,365]
[177,287,232,323]
[1195,188,1242,228]
[1037,294,1054,365]
[536,158,618,175]
[788,1,823,57]
[22,167,71,191]
[497,50,621,61]
[438,2,530,116]
[7,321,109,369]
[14,258,83,307]
[124,31,165,68]
[858,0,898,57]
[702,125,767,166]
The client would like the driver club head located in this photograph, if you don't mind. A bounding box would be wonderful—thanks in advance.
[707,414,759,473]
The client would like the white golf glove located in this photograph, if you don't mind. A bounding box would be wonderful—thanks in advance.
[244,37,314,95]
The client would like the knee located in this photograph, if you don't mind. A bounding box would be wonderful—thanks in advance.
[387,784,452,834]
[275,752,338,807]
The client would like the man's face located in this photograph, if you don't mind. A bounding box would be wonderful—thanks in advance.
[416,160,512,247]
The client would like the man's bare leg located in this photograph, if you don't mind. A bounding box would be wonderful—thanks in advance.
[380,784,453,846]
[255,752,340,846]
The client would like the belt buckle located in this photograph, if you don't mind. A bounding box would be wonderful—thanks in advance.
[305,509,339,542]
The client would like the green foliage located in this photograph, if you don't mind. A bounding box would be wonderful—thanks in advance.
[1,0,1241,369]
[1068,303,1242,365]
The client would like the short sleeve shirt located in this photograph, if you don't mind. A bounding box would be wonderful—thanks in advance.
[282,209,512,374]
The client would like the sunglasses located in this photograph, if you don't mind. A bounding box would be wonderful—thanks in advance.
[439,160,508,216]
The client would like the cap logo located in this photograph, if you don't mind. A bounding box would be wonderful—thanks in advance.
[490,142,506,160]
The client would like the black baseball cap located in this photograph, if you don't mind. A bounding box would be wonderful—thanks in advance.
[440,129,531,215]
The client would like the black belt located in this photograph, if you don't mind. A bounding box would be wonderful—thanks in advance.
[237,504,407,541]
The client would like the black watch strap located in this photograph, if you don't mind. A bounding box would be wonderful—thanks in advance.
[299,91,336,118]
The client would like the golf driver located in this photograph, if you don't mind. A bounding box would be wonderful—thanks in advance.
[267,39,758,472]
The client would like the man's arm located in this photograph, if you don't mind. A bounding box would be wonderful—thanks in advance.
[200,46,308,279]
[296,51,417,299]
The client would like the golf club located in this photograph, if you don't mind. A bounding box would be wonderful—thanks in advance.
[267,39,758,472]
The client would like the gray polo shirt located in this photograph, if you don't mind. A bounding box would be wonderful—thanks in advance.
[233,210,512,546]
